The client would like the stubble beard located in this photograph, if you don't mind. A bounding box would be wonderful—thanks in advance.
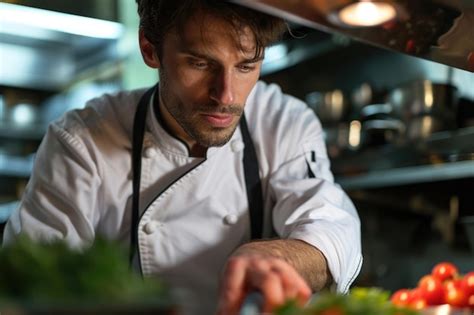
[159,72,243,148]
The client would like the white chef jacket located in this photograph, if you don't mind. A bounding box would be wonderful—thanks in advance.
[4,81,362,315]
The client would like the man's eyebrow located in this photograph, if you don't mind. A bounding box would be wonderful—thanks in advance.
[181,48,264,63]
[241,55,265,63]
[181,49,212,60]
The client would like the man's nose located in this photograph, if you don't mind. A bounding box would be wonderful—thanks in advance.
[210,70,235,106]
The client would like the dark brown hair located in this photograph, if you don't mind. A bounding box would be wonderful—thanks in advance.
[136,0,286,58]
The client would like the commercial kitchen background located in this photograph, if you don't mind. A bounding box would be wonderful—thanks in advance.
[0,0,473,293]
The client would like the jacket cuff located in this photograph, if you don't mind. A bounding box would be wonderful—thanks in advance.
[289,228,363,293]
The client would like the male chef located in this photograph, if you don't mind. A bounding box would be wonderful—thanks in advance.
[3,1,362,314]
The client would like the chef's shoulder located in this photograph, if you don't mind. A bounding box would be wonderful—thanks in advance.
[246,81,322,159]
[49,88,147,149]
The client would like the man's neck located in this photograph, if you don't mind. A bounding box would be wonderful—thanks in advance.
[156,91,207,158]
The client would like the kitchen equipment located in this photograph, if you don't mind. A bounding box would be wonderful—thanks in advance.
[240,292,264,315]
[406,115,448,140]
[306,89,350,124]
[324,120,363,158]
[359,103,394,119]
[351,82,374,111]
[386,80,459,140]
[235,0,474,72]
[387,80,459,121]
[460,216,474,253]
[362,118,406,147]
[457,97,474,128]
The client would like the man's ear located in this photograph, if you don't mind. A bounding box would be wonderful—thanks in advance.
[139,29,161,68]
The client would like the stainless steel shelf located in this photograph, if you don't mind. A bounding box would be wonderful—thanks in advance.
[0,154,34,178]
[261,36,339,76]
[0,2,124,90]
[0,123,46,140]
[0,201,18,223]
[336,160,474,190]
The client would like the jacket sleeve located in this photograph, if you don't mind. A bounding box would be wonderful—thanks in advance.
[3,111,101,249]
[269,105,362,293]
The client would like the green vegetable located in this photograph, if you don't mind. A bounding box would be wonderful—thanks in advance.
[0,235,170,307]
[276,287,419,315]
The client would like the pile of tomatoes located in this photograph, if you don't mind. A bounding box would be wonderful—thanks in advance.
[391,262,474,310]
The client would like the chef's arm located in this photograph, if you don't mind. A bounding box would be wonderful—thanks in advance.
[232,238,332,291]
[3,116,98,247]
[216,239,330,315]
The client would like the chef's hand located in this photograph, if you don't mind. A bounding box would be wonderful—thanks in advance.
[216,253,312,315]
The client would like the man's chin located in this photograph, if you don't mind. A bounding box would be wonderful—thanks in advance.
[193,125,238,147]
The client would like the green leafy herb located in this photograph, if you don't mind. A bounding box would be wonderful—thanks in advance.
[0,235,169,307]
[275,287,419,315]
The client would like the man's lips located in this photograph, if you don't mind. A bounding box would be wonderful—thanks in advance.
[201,113,235,128]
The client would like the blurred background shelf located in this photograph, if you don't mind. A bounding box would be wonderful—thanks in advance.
[0,201,18,223]
[0,154,34,178]
[337,160,474,190]
[0,2,124,91]
[0,123,46,140]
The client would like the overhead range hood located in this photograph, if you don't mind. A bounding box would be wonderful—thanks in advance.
[0,2,124,90]
[234,0,474,73]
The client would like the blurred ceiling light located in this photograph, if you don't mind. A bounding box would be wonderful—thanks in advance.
[263,43,289,64]
[0,2,123,39]
[11,104,36,125]
[331,1,397,27]
[423,80,434,108]
[348,120,362,148]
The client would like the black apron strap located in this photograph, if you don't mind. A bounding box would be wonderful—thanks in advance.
[239,114,264,240]
[306,151,316,178]
[130,86,156,264]
[130,88,264,264]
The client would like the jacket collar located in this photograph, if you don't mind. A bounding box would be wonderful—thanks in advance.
[145,89,242,158]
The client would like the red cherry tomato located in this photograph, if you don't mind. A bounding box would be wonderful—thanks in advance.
[445,279,468,308]
[467,294,474,310]
[460,271,474,296]
[418,275,445,305]
[409,296,428,310]
[431,262,458,282]
[391,289,413,306]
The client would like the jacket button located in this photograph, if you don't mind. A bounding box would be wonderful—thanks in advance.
[144,147,157,158]
[143,221,160,234]
[231,140,245,152]
[224,214,238,225]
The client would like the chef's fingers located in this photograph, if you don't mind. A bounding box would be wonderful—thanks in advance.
[248,265,285,313]
[217,255,311,315]
[216,256,249,315]
[269,259,312,306]
[245,258,309,312]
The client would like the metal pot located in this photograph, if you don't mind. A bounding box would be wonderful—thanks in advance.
[306,89,350,124]
[324,121,363,158]
[406,115,449,140]
[362,118,406,146]
[359,103,393,119]
[387,80,459,121]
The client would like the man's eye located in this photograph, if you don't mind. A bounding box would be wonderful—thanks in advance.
[238,64,255,73]
[189,60,208,69]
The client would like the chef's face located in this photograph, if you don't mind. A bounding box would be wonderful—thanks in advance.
[140,11,263,148]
